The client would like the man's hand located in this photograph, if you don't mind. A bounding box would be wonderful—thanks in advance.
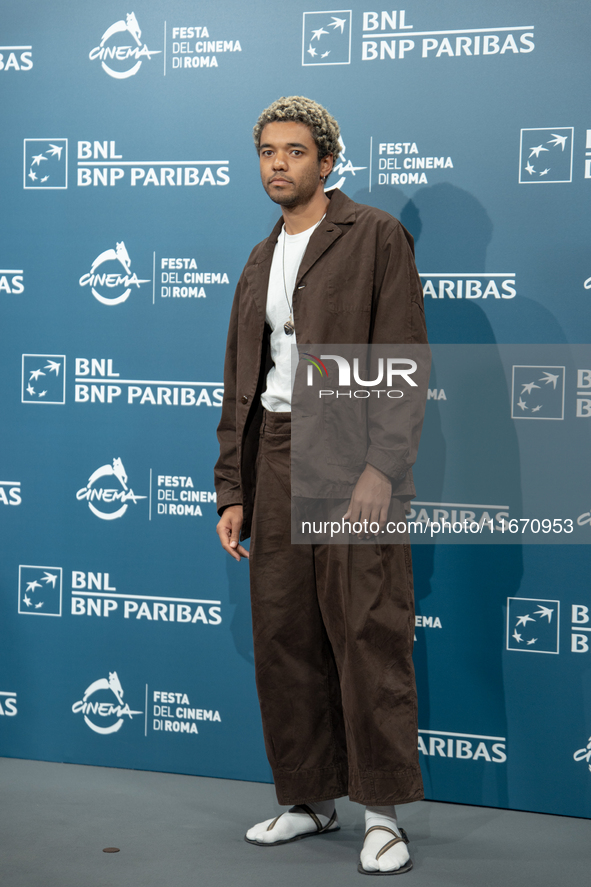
[343,463,392,537]
[216,505,250,561]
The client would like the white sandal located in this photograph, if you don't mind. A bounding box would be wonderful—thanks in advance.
[245,804,340,846]
[357,825,412,876]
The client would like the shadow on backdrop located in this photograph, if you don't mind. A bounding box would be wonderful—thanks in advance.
[355,181,522,808]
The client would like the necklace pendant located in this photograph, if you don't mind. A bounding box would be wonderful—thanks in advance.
[284,315,295,336]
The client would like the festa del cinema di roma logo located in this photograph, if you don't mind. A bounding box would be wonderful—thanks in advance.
[574,736,591,773]
[89,12,160,79]
[79,241,150,305]
[76,458,146,520]
[72,672,142,734]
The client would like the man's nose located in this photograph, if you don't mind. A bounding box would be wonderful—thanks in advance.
[273,152,287,168]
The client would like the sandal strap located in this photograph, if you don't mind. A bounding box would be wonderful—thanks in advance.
[364,825,397,839]
[364,824,411,860]
[267,804,338,834]
[299,803,338,833]
[319,807,338,833]
[364,824,410,844]
[298,804,323,832]
[376,836,405,860]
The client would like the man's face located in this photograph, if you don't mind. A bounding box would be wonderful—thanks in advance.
[259,120,332,207]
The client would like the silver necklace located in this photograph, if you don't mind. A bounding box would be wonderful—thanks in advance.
[281,216,325,335]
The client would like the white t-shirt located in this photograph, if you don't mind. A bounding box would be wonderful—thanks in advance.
[261,221,319,412]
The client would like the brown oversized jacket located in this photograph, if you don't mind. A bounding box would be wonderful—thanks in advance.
[214,188,428,540]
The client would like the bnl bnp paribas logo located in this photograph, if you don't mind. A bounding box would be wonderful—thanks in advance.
[506,598,559,654]
[0,478,21,506]
[507,599,591,655]
[20,354,224,408]
[511,365,565,420]
[72,672,142,734]
[0,266,24,295]
[23,139,229,189]
[518,128,573,183]
[303,10,535,66]
[0,42,33,72]
[89,12,160,79]
[76,458,147,520]
[21,355,66,404]
[23,140,67,189]
[302,11,352,65]
[18,565,63,616]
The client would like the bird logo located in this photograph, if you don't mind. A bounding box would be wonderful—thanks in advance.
[24,140,67,189]
[519,128,573,184]
[511,366,565,420]
[19,566,62,616]
[303,11,351,65]
[507,597,560,653]
[22,355,66,404]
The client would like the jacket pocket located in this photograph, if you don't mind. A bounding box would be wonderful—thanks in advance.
[322,398,367,469]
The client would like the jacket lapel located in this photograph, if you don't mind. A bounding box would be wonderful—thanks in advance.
[248,216,283,321]
[295,189,357,285]
[249,190,358,317]
[295,225,342,284]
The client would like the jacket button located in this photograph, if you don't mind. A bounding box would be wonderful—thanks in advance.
[241,395,249,404]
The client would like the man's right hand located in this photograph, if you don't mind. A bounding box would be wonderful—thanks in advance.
[216,505,249,561]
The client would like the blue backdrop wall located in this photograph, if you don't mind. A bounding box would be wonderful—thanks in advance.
[1,0,590,819]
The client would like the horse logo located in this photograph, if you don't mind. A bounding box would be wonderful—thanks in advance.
[72,671,143,735]
[79,241,150,306]
[89,12,161,80]
[574,737,591,773]
[76,458,146,520]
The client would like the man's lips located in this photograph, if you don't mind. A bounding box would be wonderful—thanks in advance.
[269,177,293,186]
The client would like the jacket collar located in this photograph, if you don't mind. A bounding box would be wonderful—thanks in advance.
[250,189,356,319]
[324,187,357,224]
[297,189,357,284]
[261,188,356,254]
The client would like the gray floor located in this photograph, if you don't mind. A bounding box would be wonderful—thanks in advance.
[0,758,589,887]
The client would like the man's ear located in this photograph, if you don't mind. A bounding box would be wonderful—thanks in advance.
[320,153,334,178]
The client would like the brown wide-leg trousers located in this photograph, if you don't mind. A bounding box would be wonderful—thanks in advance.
[249,409,424,807]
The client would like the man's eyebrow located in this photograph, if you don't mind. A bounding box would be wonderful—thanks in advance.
[259,142,309,150]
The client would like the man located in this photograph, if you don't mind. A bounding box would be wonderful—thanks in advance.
[215,96,428,875]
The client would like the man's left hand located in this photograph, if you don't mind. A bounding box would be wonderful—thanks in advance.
[343,463,392,537]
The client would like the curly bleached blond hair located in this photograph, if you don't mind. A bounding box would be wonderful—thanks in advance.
[253,96,341,164]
